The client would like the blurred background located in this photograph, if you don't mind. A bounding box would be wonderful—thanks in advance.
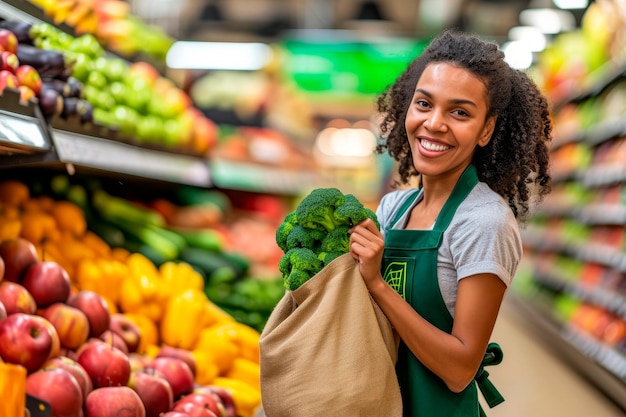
[0,0,625,416]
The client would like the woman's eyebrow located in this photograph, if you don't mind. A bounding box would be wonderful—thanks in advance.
[414,88,478,108]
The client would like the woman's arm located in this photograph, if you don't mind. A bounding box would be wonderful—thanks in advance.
[349,219,506,392]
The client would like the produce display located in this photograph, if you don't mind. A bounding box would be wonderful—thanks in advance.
[0,178,284,416]
[26,0,174,62]
[0,19,218,157]
[275,187,379,290]
[516,0,626,406]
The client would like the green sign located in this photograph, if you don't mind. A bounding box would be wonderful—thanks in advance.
[282,37,428,95]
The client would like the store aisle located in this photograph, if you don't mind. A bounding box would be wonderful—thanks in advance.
[482,298,625,417]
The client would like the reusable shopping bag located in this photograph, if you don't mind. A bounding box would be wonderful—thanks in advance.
[259,253,402,417]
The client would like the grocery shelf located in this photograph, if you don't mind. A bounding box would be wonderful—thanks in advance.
[209,158,326,195]
[0,0,74,33]
[509,294,626,410]
[51,129,212,187]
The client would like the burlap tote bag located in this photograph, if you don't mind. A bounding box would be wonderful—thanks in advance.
[259,253,402,417]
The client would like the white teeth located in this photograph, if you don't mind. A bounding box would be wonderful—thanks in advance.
[420,139,451,152]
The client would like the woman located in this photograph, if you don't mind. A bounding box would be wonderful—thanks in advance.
[349,30,552,416]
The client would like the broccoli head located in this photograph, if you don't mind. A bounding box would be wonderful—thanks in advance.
[364,207,380,230]
[317,250,344,268]
[275,211,298,252]
[295,187,345,232]
[334,194,368,226]
[285,224,326,252]
[278,247,323,290]
[320,224,351,254]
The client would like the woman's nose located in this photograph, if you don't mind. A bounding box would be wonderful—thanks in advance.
[423,110,447,132]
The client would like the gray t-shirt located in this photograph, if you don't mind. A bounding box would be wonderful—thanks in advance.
[376,182,522,316]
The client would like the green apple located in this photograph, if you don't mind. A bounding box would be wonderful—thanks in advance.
[136,115,164,143]
[104,58,128,83]
[112,106,140,137]
[86,71,108,89]
[109,82,129,106]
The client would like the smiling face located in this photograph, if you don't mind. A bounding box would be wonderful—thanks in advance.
[405,62,496,183]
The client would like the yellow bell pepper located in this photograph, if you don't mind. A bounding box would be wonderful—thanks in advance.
[212,377,261,417]
[160,288,213,350]
[119,253,168,322]
[75,259,127,305]
[0,362,27,417]
[123,313,160,354]
[159,261,204,295]
[194,325,240,375]
[191,349,220,385]
[225,358,260,391]
[210,322,261,364]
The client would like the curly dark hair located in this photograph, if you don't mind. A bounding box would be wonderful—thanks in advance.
[376,30,552,222]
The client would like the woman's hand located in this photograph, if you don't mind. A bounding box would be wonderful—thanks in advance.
[349,219,385,289]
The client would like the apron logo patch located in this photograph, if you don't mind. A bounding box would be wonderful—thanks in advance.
[383,261,407,299]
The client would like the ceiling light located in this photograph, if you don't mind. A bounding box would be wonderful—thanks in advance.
[552,0,589,10]
[502,41,534,70]
[519,8,576,34]
[508,26,547,52]
[166,41,273,70]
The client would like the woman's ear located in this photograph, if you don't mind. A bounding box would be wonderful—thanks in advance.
[478,116,497,147]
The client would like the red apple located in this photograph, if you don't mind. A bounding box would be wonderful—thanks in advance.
[85,386,146,417]
[0,69,18,93]
[67,290,111,338]
[0,29,18,54]
[128,62,160,86]
[99,329,129,354]
[0,281,35,315]
[40,303,90,350]
[128,352,150,372]
[43,355,93,401]
[172,401,218,417]
[157,345,197,376]
[15,65,41,95]
[0,237,39,282]
[161,413,190,417]
[148,357,194,400]
[128,368,174,417]
[109,313,141,353]
[77,339,131,388]
[0,300,6,320]
[22,261,71,308]
[38,315,61,359]
[0,51,18,74]
[176,393,222,417]
[200,386,236,417]
[0,252,4,280]
[18,85,35,104]
[59,347,79,362]
[0,313,53,373]
[27,367,83,417]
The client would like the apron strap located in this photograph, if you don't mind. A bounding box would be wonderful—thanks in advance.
[475,343,505,409]
[388,189,421,230]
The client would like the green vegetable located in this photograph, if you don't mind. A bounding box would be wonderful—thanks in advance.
[275,188,380,290]
[279,248,322,291]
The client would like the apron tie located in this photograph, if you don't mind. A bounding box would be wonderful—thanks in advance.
[475,343,505,410]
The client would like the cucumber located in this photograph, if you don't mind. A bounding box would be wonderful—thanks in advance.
[92,189,165,227]
[181,247,245,283]
[169,227,223,252]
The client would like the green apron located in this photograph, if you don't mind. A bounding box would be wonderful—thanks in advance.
[381,164,505,417]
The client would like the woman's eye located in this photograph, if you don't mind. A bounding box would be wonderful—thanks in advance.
[452,109,469,117]
[415,100,430,108]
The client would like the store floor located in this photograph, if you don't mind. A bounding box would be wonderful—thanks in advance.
[482,298,625,417]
